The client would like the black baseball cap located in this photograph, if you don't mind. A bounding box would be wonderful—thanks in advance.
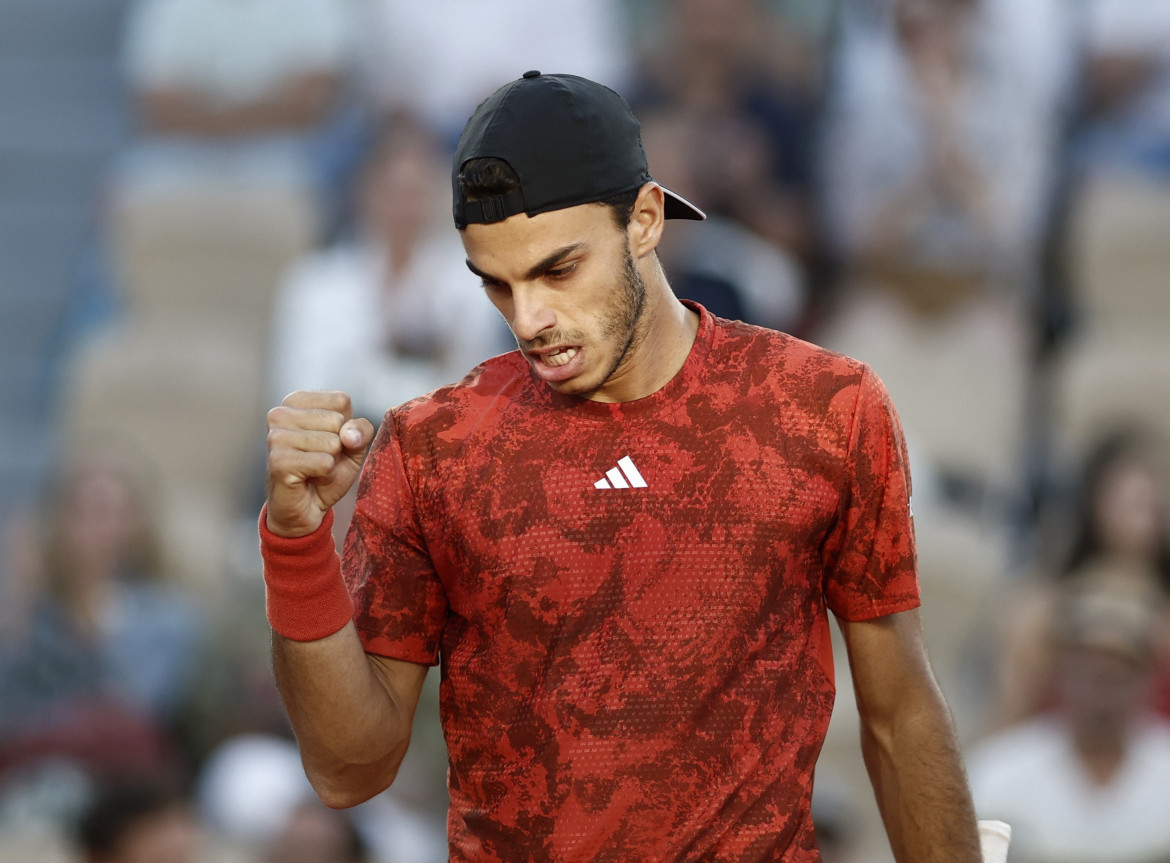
[453,70,705,229]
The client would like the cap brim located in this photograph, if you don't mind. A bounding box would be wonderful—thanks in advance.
[662,186,706,221]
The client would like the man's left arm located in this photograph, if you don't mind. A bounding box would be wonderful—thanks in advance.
[839,607,982,863]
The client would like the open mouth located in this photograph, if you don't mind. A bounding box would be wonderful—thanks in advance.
[525,343,586,383]
[542,346,579,367]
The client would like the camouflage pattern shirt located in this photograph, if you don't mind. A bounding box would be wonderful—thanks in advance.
[345,303,920,861]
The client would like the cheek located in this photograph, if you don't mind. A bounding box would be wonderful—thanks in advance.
[1098,472,1164,550]
[1060,652,1150,712]
[484,289,514,321]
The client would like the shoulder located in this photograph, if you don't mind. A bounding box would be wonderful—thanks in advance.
[362,352,530,480]
[384,351,531,440]
[1134,719,1170,758]
[711,315,869,377]
[707,314,875,413]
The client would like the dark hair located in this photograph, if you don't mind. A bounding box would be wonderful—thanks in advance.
[266,801,371,863]
[458,157,639,231]
[1062,427,1170,590]
[42,450,165,597]
[321,806,369,863]
[76,781,185,859]
[361,108,440,177]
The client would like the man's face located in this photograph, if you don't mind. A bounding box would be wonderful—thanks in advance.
[105,806,199,863]
[1057,641,1153,738]
[461,202,648,402]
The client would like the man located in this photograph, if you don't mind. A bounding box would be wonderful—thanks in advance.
[262,71,981,861]
[262,800,371,863]
[120,0,354,194]
[968,569,1170,863]
[75,781,200,863]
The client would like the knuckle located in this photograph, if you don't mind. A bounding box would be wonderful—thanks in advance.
[309,451,336,475]
[266,429,286,456]
[266,441,292,470]
[266,426,301,453]
[323,390,353,415]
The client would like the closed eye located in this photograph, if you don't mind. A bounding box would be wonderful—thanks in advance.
[544,262,577,281]
[465,242,585,291]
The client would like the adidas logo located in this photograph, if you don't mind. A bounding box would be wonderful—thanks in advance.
[593,456,647,490]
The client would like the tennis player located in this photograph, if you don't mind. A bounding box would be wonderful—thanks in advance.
[261,71,982,861]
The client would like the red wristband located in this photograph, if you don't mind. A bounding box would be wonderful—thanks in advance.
[259,507,353,641]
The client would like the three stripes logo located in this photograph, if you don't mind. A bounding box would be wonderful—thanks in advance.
[594,456,647,490]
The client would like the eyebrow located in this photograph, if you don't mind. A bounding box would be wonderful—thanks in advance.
[465,242,587,285]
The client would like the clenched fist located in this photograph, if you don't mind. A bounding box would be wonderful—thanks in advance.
[265,390,375,538]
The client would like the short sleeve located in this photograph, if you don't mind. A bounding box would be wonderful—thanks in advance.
[821,366,920,621]
[343,414,447,664]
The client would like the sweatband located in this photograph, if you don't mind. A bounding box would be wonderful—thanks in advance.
[259,506,354,641]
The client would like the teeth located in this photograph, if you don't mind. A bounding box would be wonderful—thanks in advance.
[544,347,578,367]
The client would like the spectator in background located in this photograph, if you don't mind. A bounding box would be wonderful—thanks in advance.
[118,0,358,202]
[626,0,819,260]
[74,779,201,863]
[354,0,630,144]
[637,107,807,332]
[0,446,206,785]
[819,0,1076,306]
[261,800,371,863]
[989,427,1170,731]
[810,772,866,863]
[195,715,447,863]
[195,731,317,852]
[1077,0,1170,176]
[266,118,462,863]
[1060,429,1170,584]
[269,111,511,430]
[967,574,1170,863]
[813,0,1079,517]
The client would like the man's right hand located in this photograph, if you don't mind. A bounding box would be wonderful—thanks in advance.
[265,391,375,538]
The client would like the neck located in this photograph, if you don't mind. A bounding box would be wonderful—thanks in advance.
[594,263,699,403]
[1072,722,1129,786]
[65,572,116,637]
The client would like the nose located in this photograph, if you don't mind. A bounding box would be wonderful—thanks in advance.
[509,285,557,343]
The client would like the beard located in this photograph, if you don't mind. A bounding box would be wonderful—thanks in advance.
[515,245,648,395]
[595,244,648,385]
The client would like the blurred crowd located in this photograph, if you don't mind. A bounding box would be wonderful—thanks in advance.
[2,0,1170,861]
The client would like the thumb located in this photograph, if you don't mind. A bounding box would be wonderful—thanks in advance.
[339,417,375,458]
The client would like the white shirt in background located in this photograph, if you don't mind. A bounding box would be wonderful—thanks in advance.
[124,0,353,106]
[968,716,1170,863]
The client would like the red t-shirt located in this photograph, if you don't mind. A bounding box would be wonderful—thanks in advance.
[345,304,920,862]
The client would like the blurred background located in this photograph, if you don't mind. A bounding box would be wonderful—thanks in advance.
[1,0,1169,861]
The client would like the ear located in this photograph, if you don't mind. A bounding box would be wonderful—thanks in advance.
[629,182,666,258]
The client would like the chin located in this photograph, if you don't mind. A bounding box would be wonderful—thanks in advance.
[547,376,596,397]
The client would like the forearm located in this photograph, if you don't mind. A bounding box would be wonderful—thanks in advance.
[273,623,413,808]
[860,680,981,863]
[260,499,422,808]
